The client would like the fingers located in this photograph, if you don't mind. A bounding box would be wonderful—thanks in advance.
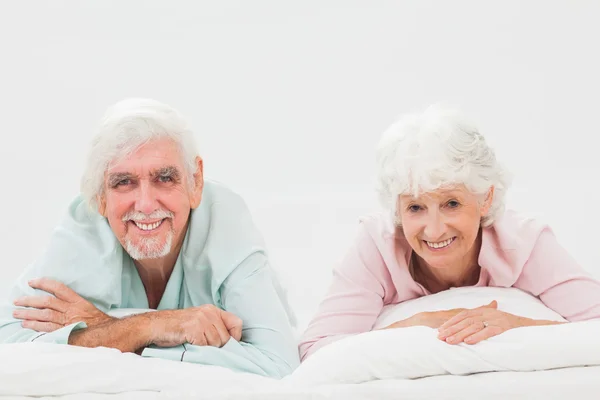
[190,334,208,346]
[185,312,209,346]
[482,300,498,309]
[211,321,232,346]
[438,316,479,341]
[179,306,243,346]
[21,320,63,333]
[202,324,220,346]
[464,325,504,344]
[28,278,80,302]
[203,324,228,347]
[440,321,485,344]
[220,311,243,341]
[13,308,65,325]
[439,310,470,331]
[185,307,231,347]
[439,300,498,331]
[13,296,67,312]
[203,310,234,346]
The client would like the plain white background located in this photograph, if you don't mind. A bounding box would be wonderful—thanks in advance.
[0,1,598,330]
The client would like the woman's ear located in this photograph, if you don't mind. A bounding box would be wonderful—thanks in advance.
[189,156,204,209]
[481,186,495,216]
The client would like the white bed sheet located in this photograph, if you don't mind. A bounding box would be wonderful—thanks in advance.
[4,366,599,400]
[3,288,598,399]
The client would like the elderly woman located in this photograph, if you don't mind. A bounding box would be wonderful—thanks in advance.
[0,98,299,378]
[299,106,600,360]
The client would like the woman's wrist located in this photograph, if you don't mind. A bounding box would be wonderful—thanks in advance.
[383,313,425,330]
[517,316,564,328]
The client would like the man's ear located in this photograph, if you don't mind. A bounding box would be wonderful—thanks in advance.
[480,186,495,217]
[190,156,204,209]
[97,194,107,217]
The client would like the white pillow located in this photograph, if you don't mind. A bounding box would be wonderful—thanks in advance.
[373,286,566,330]
[289,287,591,386]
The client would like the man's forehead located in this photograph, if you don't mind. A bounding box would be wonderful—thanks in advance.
[107,138,184,170]
[106,163,182,177]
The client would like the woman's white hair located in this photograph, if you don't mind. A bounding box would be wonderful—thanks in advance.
[376,105,511,227]
[81,98,199,211]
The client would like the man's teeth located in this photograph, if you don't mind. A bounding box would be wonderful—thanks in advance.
[134,220,163,231]
[426,237,455,249]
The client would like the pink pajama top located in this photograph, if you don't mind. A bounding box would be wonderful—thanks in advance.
[299,210,600,360]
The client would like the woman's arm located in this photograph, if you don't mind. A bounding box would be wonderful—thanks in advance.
[514,228,600,321]
[299,223,393,360]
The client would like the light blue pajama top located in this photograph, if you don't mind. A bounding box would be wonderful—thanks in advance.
[0,180,300,378]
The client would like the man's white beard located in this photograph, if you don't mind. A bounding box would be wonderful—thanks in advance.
[125,229,174,260]
[121,209,175,260]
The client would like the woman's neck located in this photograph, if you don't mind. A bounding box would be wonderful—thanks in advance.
[412,232,482,293]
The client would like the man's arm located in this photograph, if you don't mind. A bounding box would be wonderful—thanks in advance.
[1,195,127,345]
[2,277,156,350]
[155,252,301,379]
[69,307,242,353]
[68,313,153,353]
[9,277,245,353]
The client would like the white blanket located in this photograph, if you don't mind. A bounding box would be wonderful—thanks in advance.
[1,287,599,398]
[290,287,600,385]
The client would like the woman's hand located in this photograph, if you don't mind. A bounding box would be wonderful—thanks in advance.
[383,301,497,330]
[437,300,562,345]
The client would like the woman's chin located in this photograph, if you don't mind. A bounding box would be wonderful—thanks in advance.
[421,254,456,270]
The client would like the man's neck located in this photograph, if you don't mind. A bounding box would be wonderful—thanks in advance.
[133,233,185,309]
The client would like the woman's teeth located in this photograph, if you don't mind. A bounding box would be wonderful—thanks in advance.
[134,220,163,231]
[426,237,455,249]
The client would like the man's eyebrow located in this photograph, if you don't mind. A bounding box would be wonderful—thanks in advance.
[151,166,181,177]
[107,172,135,186]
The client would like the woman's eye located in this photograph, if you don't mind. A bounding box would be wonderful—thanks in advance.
[408,205,422,212]
[447,200,460,208]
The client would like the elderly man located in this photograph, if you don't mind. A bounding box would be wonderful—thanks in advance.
[0,98,299,378]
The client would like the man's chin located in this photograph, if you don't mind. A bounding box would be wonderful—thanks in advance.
[125,240,171,260]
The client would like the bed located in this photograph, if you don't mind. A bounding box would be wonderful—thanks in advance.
[2,287,599,399]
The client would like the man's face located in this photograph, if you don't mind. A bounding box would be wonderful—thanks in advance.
[98,138,202,260]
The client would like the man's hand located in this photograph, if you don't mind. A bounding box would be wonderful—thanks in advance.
[151,305,243,348]
[12,278,113,332]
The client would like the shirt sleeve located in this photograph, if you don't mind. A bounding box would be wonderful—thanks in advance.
[514,227,600,321]
[0,255,90,344]
[298,222,390,361]
[141,252,300,378]
[0,294,87,344]
[0,195,122,345]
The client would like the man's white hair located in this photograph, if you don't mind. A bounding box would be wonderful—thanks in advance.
[375,105,511,227]
[81,98,199,211]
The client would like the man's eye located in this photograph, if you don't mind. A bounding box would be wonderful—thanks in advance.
[116,179,131,187]
[158,175,173,183]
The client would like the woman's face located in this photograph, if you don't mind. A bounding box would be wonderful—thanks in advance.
[397,185,493,271]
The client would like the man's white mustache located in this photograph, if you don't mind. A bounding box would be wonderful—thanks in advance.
[122,210,174,222]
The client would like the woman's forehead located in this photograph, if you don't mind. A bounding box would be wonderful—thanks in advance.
[400,186,471,201]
